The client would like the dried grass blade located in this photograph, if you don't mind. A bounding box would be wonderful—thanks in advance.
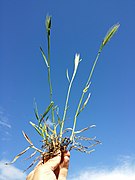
[62,128,73,134]
[74,135,96,141]
[86,149,95,154]
[74,125,96,134]
[5,146,31,165]
[24,150,37,161]
[32,145,43,153]
[23,156,40,172]
[22,131,33,145]
[87,141,101,149]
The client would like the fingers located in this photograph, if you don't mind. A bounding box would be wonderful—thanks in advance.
[26,170,34,180]
[31,153,62,180]
[26,151,70,180]
[61,151,70,168]
[34,151,61,171]
[44,151,61,171]
[58,151,70,180]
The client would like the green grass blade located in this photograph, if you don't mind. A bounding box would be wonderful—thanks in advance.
[77,93,91,116]
[33,99,40,121]
[40,47,49,68]
[30,121,42,136]
[39,101,54,124]
[42,123,49,138]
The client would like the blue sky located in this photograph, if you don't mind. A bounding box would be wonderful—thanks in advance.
[1,0,135,179]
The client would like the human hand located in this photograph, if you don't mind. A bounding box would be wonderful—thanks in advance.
[26,151,70,180]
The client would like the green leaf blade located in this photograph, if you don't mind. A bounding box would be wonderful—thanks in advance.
[40,47,49,68]
[39,101,54,124]
[30,121,42,137]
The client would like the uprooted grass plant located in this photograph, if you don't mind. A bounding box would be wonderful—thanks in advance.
[6,16,120,171]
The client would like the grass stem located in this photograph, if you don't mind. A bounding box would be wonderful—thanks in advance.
[70,48,102,141]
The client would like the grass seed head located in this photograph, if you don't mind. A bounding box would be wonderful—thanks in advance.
[46,15,52,35]
[102,23,120,47]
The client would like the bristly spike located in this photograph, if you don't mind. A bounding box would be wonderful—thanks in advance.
[101,23,120,49]
[46,15,52,35]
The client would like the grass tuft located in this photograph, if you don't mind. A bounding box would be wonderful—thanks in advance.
[6,16,120,171]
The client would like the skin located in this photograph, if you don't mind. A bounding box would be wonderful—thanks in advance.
[26,151,70,180]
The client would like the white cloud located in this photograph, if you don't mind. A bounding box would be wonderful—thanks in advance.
[0,160,27,180]
[0,156,135,180]
[70,156,135,180]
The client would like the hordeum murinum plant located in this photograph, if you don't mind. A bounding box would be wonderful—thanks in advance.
[6,16,120,171]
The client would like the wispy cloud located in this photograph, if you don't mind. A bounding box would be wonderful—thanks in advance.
[0,107,11,140]
[0,107,11,129]
[0,121,11,128]
[69,155,135,180]
[0,160,26,180]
